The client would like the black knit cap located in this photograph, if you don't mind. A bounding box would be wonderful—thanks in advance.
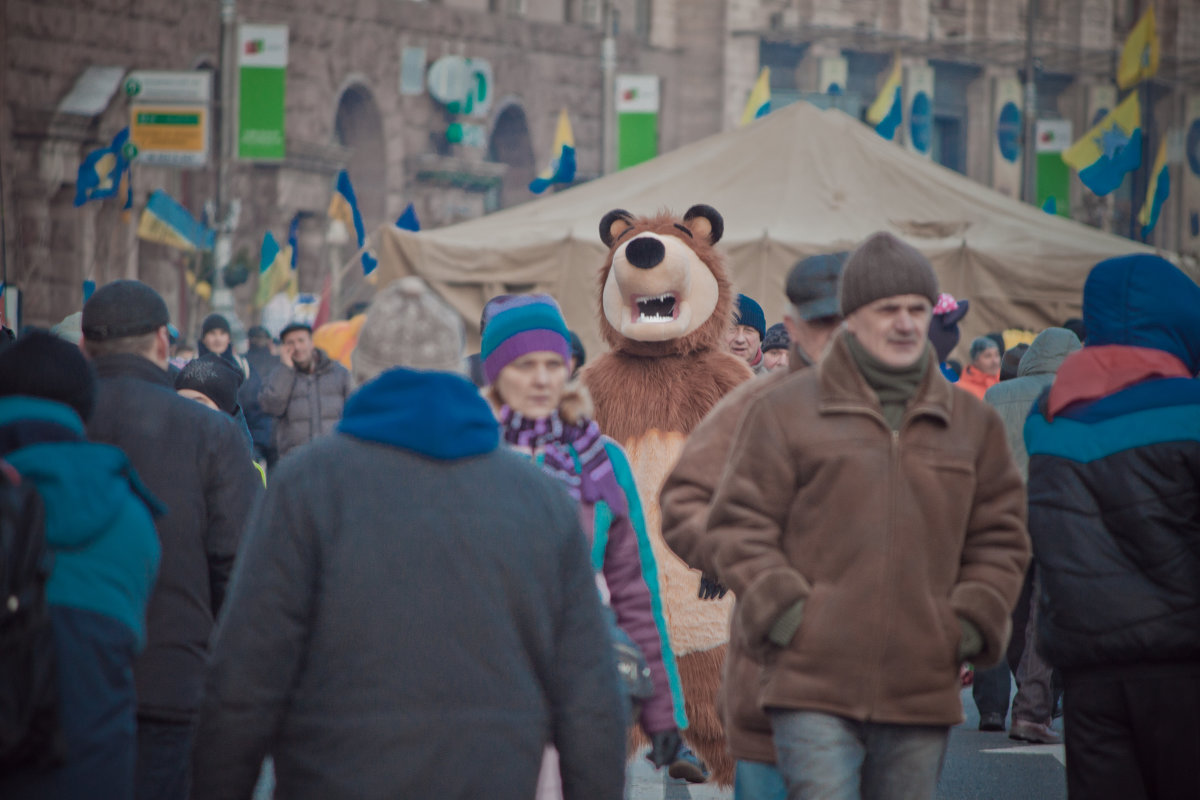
[81,279,170,341]
[0,330,97,422]
[175,354,244,416]
[762,322,790,352]
[839,233,939,317]
[200,314,231,337]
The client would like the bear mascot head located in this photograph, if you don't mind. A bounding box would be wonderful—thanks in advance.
[586,204,751,445]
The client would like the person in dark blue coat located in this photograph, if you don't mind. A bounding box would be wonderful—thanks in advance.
[1025,254,1200,800]
[0,331,161,800]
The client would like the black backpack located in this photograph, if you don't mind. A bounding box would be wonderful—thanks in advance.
[0,458,64,771]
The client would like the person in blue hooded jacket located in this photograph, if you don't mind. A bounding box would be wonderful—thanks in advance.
[1025,255,1200,800]
[191,278,626,800]
[0,331,161,800]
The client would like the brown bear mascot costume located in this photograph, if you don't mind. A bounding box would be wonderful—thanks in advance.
[583,204,752,785]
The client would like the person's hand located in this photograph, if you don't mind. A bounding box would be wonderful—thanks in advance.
[959,663,974,688]
[698,575,727,600]
[279,343,293,369]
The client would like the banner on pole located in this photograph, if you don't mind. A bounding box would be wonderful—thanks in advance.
[237,24,288,161]
[616,75,659,170]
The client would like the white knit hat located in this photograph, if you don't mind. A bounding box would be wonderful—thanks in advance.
[351,277,465,384]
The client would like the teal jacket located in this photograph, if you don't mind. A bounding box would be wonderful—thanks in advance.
[0,397,161,646]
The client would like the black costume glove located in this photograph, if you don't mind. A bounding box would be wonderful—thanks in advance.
[646,729,682,768]
[698,574,728,600]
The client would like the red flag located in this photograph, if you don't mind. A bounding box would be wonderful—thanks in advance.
[313,274,332,329]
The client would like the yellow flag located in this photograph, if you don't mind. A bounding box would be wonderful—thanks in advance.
[739,68,771,127]
[1137,135,1169,234]
[1117,7,1159,89]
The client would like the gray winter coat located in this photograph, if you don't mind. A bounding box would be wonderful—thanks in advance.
[982,327,1080,480]
[258,349,350,458]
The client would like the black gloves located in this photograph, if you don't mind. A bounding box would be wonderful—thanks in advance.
[646,729,683,768]
[698,574,728,600]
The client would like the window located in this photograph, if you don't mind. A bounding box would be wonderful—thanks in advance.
[490,0,526,15]
[635,0,652,40]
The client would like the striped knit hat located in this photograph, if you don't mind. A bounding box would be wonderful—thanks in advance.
[480,294,571,384]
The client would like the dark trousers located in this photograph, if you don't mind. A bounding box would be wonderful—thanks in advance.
[1063,662,1200,800]
[135,718,194,800]
[972,661,1012,717]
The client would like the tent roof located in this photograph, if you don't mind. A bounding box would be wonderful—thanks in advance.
[373,101,1164,353]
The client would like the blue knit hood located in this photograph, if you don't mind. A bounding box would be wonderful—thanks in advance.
[337,368,499,460]
[0,397,164,549]
[1084,254,1200,373]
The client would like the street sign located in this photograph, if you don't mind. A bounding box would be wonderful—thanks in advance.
[130,104,210,167]
[124,70,212,104]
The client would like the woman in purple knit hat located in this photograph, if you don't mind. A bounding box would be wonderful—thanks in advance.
[480,294,706,796]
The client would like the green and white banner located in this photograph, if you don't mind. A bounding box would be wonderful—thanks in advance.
[237,24,288,161]
[1036,119,1073,217]
[616,75,659,170]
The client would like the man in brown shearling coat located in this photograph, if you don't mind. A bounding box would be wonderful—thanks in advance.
[707,232,1030,800]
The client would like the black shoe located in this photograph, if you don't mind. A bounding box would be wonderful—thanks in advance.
[978,712,1006,732]
[667,744,709,784]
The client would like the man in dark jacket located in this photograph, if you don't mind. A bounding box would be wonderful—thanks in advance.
[193,277,626,800]
[1026,254,1200,800]
[239,325,278,464]
[79,281,262,800]
[258,321,350,459]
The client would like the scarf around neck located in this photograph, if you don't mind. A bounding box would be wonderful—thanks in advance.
[845,333,930,431]
[499,407,624,511]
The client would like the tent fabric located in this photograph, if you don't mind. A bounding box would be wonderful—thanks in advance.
[373,102,1172,357]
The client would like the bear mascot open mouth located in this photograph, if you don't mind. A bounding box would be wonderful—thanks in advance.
[583,204,751,786]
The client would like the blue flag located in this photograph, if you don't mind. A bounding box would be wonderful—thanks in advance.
[75,128,130,207]
[396,203,420,232]
[287,212,301,269]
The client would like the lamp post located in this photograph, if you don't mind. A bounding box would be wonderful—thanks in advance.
[209,0,243,343]
[1021,0,1039,205]
[601,1,617,175]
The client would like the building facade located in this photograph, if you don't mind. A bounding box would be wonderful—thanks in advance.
[2,0,1198,333]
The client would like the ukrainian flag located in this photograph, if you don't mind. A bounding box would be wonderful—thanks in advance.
[866,58,903,140]
[1137,135,1169,237]
[255,231,297,308]
[396,203,420,232]
[529,109,576,194]
[328,170,377,275]
[1062,92,1142,197]
[1117,7,1159,90]
[75,128,131,207]
[136,190,214,252]
[739,68,771,127]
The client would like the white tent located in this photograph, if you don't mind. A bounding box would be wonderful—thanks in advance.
[373,101,1165,354]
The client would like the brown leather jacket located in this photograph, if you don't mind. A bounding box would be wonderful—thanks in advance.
[660,346,808,763]
[708,331,1029,727]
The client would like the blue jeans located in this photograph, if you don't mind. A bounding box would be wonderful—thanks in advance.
[768,710,949,800]
[735,760,788,800]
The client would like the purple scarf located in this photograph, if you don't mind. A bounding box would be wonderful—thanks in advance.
[499,407,626,513]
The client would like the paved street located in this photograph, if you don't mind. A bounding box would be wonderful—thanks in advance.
[628,687,1066,800]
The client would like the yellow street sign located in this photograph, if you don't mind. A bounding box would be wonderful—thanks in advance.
[130,104,209,167]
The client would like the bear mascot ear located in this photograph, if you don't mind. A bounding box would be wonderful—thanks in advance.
[682,204,723,245]
[599,209,635,248]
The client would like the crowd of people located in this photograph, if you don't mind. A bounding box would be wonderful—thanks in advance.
[0,230,1197,800]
